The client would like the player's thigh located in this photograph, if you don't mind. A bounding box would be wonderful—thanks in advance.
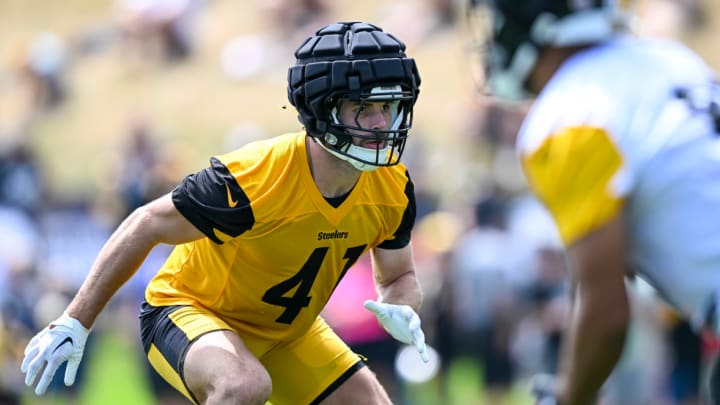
[139,302,270,404]
[318,366,392,405]
[262,317,372,405]
[184,328,271,404]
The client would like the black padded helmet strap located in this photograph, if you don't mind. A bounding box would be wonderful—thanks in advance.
[348,75,361,100]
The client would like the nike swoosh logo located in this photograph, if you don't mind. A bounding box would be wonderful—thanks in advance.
[53,337,73,353]
[225,183,238,208]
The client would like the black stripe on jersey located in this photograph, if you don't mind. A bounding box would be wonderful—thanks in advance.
[377,169,415,250]
[172,157,254,244]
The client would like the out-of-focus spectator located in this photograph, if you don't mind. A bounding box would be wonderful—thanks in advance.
[0,206,41,275]
[117,116,160,215]
[114,0,205,64]
[0,141,44,216]
[466,96,530,149]
[0,309,23,405]
[0,205,42,404]
[17,32,69,113]
[379,0,460,47]
[503,193,567,382]
[103,115,183,223]
[439,192,525,403]
[261,0,332,49]
[512,246,568,376]
[221,0,332,81]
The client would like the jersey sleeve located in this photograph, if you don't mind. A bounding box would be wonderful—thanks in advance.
[172,157,255,244]
[377,170,416,249]
[521,126,627,246]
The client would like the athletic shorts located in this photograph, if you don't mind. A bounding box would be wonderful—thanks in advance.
[139,302,365,405]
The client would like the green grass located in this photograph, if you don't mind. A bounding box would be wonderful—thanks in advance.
[402,356,533,405]
[21,335,533,405]
[78,334,156,405]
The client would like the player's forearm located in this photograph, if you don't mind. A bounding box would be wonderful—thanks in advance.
[66,208,160,329]
[559,290,629,405]
[376,271,423,312]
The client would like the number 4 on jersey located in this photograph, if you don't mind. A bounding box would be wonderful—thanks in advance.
[262,245,366,324]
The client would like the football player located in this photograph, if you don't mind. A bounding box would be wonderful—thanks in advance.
[468,1,720,404]
[21,21,428,405]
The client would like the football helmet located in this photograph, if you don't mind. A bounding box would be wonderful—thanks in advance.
[287,22,421,171]
[468,0,635,100]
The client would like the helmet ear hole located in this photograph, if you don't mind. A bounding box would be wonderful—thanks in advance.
[286,21,421,168]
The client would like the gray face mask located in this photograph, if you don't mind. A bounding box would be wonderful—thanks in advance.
[323,85,408,171]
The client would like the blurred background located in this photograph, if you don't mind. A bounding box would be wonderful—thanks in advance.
[1,0,720,404]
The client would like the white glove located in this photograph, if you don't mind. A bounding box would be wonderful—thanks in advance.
[21,313,91,396]
[363,300,429,363]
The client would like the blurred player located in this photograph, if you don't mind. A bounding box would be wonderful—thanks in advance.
[468,1,720,404]
[21,21,428,405]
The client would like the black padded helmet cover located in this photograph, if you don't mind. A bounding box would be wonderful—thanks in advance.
[287,22,421,138]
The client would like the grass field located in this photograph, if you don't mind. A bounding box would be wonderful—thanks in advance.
[20,331,534,405]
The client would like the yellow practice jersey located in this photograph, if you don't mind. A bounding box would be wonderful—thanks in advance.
[145,132,415,341]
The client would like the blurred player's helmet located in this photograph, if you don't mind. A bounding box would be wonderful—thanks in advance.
[468,0,634,100]
[287,22,421,171]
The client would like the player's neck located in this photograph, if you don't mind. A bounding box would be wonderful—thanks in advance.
[306,137,361,198]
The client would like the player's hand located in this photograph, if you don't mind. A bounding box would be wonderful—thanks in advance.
[363,300,429,362]
[21,313,90,396]
[531,373,564,405]
[531,373,603,405]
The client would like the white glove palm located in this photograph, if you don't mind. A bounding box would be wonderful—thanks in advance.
[21,313,90,396]
[364,300,429,362]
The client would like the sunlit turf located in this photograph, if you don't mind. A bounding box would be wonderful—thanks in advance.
[403,356,533,405]
[21,335,533,405]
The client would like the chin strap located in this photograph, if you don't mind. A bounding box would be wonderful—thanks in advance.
[315,136,385,172]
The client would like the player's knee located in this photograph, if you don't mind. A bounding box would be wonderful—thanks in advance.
[205,369,272,405]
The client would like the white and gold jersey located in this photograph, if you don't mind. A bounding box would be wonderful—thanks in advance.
[517,37,720,324]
